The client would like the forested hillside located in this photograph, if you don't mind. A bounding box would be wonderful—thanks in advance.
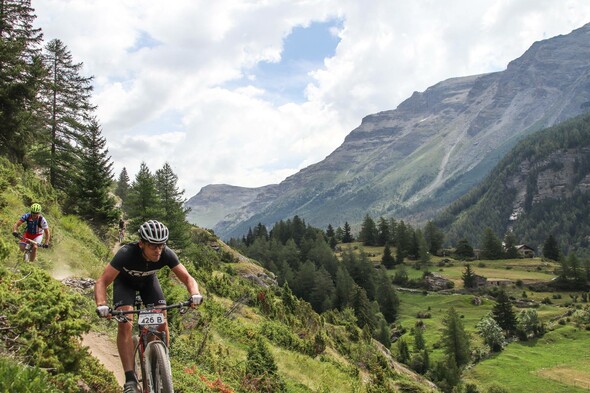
[436,112,590,257]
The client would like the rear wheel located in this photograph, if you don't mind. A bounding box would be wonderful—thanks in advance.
[145,341,173,393]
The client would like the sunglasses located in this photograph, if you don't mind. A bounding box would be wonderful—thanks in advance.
[146,242,166,250]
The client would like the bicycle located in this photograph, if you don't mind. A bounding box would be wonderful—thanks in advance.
[109,295,202,393]
[118,227,125,243]
[13,232,47,262]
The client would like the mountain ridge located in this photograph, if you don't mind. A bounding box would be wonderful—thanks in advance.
[187,22,590,239]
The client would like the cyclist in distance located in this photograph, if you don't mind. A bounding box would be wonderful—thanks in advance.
[94,220,202,393]
[12,203,50,262]
[118,217,126,241]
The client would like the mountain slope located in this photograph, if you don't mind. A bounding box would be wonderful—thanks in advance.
[188,22,590,239]
[436,112,590,255]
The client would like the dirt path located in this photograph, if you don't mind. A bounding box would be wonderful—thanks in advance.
[82,332,124,387]
[52,242,124,388]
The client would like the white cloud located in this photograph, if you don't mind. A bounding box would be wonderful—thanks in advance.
[33,0,590,197]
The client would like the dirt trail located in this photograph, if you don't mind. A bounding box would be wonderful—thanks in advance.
[52,242,124,388]
[82,332,124,386]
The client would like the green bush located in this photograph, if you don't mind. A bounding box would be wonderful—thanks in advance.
[0,356,61,393]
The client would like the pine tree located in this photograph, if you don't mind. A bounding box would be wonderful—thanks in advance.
[381,243,395,269]
[342,221,354,243]
[397,338,410,363]
[351,285,376,330]
[424,221,444,255]
[245,337,286,392]
[126,162,162,230]
[492,290,517,334]
[334,266,355,310]
[455,239,475,260]
[39,38,95,193]
[503,231,519,259]
[309,267,335,312]
[375,318,391,348]
[543,234,560,261]
[326,224,335,238]
[155,162,191,249]
[375,269,399,323]
[0,0,45,163]
[74,119,117,226]
[359,214,378,246]
[480,227,503,260]
[413,326,425,351]
[441,307,470,368]
[462,264,477,289]
[115,167,130,206]
[377,216,390,246]
[396,221,409,259]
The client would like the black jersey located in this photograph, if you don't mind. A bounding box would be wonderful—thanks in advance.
[110,242,180,283]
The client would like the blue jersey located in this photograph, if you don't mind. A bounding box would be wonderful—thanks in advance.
[19,213,48,235]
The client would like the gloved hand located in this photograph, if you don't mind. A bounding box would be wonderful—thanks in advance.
[12,231,20,238]
[96,305,110,318]
[41,244,49,249]
[190,294,203,306]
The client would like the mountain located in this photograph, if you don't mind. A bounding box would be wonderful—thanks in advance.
[186,183,278,230]
[436,112,590,256]
[186,23,590,240]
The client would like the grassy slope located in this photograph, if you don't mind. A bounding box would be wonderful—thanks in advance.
[344,242,590,392]
[1,161,434,392]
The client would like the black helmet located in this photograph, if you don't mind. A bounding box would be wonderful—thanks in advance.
[138,220,169,244]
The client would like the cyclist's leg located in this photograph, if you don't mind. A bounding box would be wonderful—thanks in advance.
[24,233,42,262]
[139,275,169,345]
[113,278,139,380]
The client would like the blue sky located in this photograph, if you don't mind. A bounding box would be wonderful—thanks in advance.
[32,1,590,197]
[229,19,343,104]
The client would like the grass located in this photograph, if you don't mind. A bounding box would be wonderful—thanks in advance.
[464,325,590,392]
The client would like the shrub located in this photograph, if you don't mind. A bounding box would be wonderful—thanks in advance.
[0,357,61,393]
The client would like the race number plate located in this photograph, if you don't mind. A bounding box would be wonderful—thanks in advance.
[137,311,166,326]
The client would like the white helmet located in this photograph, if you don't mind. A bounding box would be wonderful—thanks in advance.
[138,220,169,244]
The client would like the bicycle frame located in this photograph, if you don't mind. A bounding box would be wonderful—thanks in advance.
[15,237,38,262]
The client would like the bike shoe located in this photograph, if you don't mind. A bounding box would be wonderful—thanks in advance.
[123,381,140,393]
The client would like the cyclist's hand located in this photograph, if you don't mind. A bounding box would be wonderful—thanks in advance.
[41,244,49,249]
[12,231,20,238]
[96,305,110,318]
[189,294,203,307]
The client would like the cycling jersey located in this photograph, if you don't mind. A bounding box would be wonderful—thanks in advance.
[110,242,180,281]
[19,213,48,235]
[110,242,180,308]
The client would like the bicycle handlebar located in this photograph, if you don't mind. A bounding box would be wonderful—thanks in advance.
[110,300,192,315]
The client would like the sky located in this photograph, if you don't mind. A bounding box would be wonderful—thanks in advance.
[32,1,590,198]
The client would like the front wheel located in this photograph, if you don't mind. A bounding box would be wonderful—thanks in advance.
[23,246,31,262]
[133,337,146,390]
[145,341,173,393]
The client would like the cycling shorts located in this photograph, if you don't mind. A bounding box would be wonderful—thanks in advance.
[113,274,166,310]
[21,232,42,245]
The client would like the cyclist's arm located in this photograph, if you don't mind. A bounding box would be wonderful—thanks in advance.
[94,264,120,306]
[171,263,200,296]
[42,227,50,246]
[12,219,24,233]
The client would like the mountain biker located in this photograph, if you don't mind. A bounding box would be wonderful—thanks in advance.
[94,220,202,393]
[12,203,50,262]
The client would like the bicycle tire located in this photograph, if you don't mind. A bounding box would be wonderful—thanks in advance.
[145,341,174,393]
[133,336,146,390]
[23,249,30,262]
